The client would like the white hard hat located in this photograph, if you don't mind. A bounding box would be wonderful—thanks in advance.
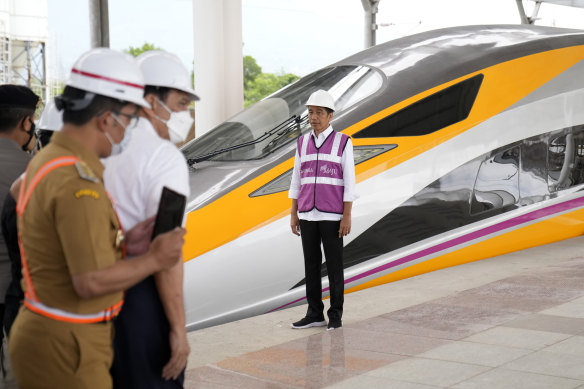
[137,50,199,101]
[305,89,335,111]
[66,48,150,108]
[38,99,63,131]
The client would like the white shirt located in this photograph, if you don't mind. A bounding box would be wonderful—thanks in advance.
[288,125,358,221]
[103,118,190,231]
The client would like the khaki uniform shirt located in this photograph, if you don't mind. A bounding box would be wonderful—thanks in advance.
[19,132,123,314]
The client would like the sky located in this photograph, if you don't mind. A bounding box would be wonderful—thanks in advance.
[46,0,584,81]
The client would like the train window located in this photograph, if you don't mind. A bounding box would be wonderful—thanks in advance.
[471,146,520,214]
[331,67,384,112]
[548,126,584,192]
[353,74,483,138]
[182,66,383,162]
[519,138,549,205]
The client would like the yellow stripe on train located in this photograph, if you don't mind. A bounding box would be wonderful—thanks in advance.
[183,45,584,263]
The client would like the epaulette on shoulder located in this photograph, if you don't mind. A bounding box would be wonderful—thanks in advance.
[75,160,100,183]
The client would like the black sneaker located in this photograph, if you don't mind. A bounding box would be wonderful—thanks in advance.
[327,320,342,331]
[290,317,327,329]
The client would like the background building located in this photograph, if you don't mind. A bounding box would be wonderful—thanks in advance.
[0,0,54,103]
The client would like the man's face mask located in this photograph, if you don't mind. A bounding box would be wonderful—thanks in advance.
[104,113,134,157]
[155,98,193,144]
[21,117,35,152]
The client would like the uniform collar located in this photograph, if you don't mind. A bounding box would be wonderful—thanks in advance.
[310,125,333,141]
[50,132,105,178]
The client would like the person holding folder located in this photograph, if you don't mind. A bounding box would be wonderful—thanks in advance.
[103,50,198,388]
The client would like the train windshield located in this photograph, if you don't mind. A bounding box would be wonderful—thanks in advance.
[182,65,382,162]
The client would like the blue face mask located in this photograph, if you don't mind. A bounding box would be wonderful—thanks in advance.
[104,114,133,157]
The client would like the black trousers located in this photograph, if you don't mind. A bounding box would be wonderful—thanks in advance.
[111,276,184,389]
[299,220,344,322]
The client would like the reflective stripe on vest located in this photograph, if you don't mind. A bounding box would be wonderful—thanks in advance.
[17,156,124,324]
[297,131,349,214]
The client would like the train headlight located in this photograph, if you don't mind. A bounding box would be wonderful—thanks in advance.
[249,170,294,197]
[353,144,397,165]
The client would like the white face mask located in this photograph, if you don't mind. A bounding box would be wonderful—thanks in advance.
[156,98,194,144]
[105,114,133,156]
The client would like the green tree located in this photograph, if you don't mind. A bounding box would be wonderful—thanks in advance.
[243,55,262,92]
[277,73,300,88]
[125,42,161,57]
[244,72,277,106]
[244,72,299,107]
[243,55,299,108]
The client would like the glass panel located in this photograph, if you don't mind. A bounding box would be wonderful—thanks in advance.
[548,134,567,190]
[353,74,483,138]
[574,131,584,186]
[548,126,584,191]
[182,66,383,162]
[519,137,549,205]
[471,146,520,214]
[248,170,293,197]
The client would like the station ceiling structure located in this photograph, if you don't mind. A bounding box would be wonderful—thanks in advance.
[86,0,584,137]
[539,0,584,6]
[516,0,584,24]
[363,1,584,44]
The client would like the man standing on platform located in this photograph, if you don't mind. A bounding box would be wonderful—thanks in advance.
[288,89,358,331]
[104,50,198,388]
[0,85,39,386]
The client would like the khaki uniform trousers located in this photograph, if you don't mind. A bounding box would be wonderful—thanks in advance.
[8,307,114,389]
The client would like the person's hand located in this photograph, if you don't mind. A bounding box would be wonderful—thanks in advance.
[290,213,300,236]
[162,327,190,380]
[339,215,351,238]
[150,227,186,270]
[125,216,155,256]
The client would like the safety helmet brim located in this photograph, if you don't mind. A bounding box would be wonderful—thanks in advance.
[137,50,200,102]
[147,82,200,101]
[68,69,151,108]
[305,89,335,111]
[66,48,151,109]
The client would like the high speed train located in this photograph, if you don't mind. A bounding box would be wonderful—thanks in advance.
[180,25,584,331]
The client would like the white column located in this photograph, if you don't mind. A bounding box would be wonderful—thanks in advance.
[89,0,109,48]
[193,0,243,137]
[361,0,379,48]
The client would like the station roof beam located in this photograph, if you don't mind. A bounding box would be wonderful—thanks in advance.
[516,0,584,24]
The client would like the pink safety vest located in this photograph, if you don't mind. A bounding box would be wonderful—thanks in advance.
[297,131,349,214]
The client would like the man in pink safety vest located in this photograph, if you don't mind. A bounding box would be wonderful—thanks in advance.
[288,89,358,331]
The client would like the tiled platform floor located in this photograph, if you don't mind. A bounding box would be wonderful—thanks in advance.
[185,236,584,388]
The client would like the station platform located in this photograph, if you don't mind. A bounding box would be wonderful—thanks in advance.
[184,236,584,388]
